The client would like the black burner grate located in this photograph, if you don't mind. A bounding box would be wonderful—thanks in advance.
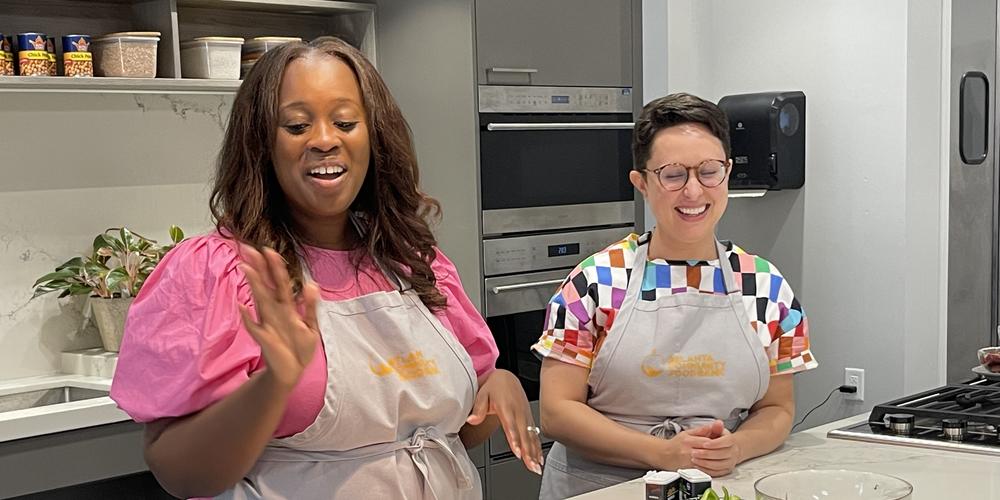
[868,378,1000,430]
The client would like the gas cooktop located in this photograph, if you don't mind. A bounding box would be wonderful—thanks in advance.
[828,377,1000,456]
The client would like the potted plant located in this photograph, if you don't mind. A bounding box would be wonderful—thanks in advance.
[32,225,185,352]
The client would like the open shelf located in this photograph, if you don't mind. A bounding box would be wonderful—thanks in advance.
[0,76,241,94]
[175,0,374,15]
[0,0,376,93]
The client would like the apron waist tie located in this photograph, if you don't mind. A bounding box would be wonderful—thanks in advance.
[407,427,475,491]
[647,416,718,439]
[646,411,750,439]
[258,427,474,492]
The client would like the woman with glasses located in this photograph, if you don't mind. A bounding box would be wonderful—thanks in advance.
[533,93,817,499]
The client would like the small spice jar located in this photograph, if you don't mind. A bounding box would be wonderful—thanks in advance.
[62,35,93,77]
[643,470,681,500]
[0,34,14,76]
[17,32,49,76]
[46,36,57,75]
[678,468,712,499]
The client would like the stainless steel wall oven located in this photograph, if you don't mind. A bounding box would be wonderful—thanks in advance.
[477,84,638,496]
[478,85,636,397]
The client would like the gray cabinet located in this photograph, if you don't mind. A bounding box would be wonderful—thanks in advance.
[486,400,552,500]
[488,456,543,500]
[0,421,160,498]
[475,0,633,87]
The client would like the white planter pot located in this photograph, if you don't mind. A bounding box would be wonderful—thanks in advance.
[89,297,134,352]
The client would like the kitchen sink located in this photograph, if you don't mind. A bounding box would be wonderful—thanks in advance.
[0,385,109,412]
[0,375,128,443]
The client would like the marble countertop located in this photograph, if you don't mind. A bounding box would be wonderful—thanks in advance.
[571,413,1000,499]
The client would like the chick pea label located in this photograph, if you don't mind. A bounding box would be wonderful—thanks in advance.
[641,349,726,378]
[369,351,440,381]
[65,52,92,62]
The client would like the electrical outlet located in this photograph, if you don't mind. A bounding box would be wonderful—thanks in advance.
[845,368,865,401]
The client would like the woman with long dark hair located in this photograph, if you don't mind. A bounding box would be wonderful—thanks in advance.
[110,37,541,499]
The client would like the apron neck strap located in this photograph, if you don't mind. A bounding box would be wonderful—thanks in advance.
[349,213,407,292]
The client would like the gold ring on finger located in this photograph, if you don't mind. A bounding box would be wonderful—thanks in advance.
[526,425,541,435]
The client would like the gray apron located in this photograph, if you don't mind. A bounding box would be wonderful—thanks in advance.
[539,234,770,499]
[217,257,482,500]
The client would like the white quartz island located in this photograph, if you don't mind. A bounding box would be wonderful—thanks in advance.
[570,414,1000,499]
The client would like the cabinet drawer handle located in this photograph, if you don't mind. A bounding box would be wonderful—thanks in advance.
[490,279,565,295]
[486,122,634,131]
[487,67,539,74]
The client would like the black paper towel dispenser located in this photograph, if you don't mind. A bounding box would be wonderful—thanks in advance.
[718,91,805,190]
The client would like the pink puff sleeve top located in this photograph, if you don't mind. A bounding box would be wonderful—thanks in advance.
[110,233,498,437]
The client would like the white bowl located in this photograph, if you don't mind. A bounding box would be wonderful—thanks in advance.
[754,469,912,500]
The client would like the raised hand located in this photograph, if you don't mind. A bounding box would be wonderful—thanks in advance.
[466,369,544,474]
[237,244,321,391]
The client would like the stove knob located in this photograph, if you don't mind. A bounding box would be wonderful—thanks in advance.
[887,413,914,435]
[942,418,967,441]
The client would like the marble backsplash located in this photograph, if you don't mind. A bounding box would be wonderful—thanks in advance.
[0,92,232,381]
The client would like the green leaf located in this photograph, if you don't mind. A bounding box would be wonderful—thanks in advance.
[84,261,110,275]
[119,227,135,251]
[169,225,185,244]
[105,267,129,293]
[67,284,93,296]
[33,269,78,287]
[55,256,85,271]
[93,234,113,254]
[33,284,64,298]
[700,489,720,500]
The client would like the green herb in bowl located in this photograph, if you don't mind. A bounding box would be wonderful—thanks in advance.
[700,486,742,500]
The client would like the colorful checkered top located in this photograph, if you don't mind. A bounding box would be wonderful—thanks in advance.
[532,233,817,376]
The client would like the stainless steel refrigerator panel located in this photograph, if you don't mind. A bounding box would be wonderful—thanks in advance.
[948,0,998,382]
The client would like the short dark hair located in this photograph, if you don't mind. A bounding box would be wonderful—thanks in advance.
[631,92,731,170]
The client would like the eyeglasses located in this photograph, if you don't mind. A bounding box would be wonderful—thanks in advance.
[643,159,730,191]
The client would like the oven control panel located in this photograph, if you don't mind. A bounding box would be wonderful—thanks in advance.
[478,85,632,113]
[483,226,634,276]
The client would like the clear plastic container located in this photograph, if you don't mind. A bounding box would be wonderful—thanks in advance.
[241,36,301,77]
[92,31,160,78]
[181,37,243,79]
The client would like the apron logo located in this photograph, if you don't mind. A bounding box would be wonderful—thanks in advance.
[640,350,726,378]
[369,351,441,381]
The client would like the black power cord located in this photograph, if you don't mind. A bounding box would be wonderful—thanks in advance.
[791,384,858,431]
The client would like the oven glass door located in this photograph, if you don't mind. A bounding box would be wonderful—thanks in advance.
[487,309,547,402]
[479,113,634,211]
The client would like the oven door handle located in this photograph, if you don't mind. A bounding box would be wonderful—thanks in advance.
[485,122,635,131]
[490,279,565,295]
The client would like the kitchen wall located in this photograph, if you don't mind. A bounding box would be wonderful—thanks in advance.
[642,0,948,428]
[0,93,228,380]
